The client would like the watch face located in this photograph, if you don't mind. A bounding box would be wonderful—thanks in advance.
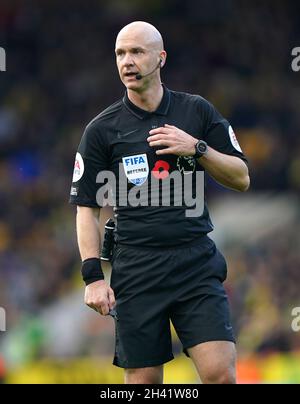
[196,141,207,155]
[198,143,207,153]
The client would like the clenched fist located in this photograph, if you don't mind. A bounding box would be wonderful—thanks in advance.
[84,280,115,315]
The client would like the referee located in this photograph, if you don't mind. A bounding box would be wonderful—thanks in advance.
[69,21,250,384]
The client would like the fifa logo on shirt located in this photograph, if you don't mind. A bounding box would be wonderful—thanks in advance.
[124,156,146,166]
[291,307,300,332]
[0,307,6,332]
[291,47,300,72]
[0,47,6,72]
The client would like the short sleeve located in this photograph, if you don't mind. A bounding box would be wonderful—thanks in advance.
[200,99,248,164]
[69,122,109,207]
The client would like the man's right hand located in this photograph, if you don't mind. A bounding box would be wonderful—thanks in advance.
[84,280,116,316]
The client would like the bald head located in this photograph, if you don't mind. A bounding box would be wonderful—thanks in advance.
[115,21,166,91]
[116,21,164,51]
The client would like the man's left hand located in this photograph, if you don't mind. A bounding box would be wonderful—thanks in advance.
[148,124,198,156]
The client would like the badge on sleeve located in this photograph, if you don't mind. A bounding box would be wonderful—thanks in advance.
[228,126,242,152]
[177,156,196,174]
[122,153,149,186]
[72,152,85,182]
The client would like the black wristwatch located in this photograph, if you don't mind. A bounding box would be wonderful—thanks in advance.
[194,140,208,159]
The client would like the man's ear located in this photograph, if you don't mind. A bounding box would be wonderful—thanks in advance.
[159,51,167,67]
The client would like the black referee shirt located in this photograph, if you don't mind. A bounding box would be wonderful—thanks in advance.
[69,85,247,247]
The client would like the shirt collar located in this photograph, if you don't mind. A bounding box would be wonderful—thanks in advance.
[123,84,171,119]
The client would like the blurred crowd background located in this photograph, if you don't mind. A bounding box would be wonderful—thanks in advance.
[1,0,300,383]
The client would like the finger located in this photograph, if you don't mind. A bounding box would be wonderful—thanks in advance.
[108,289,116,310]
[149,127,171,135]
[149,140,173,148]
[156,148,176,155]
[147,134,172,143]
[147,134,164,142]
[88,301,108,316]
[87,304,99,313]
[164,124,176,128]
[100,301,110,316]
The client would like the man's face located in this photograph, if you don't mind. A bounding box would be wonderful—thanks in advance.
[115,32,160,91]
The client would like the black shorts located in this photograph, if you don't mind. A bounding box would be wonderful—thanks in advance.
[110,235,235,369]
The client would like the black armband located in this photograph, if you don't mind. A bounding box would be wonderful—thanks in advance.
[81,258,104,285]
